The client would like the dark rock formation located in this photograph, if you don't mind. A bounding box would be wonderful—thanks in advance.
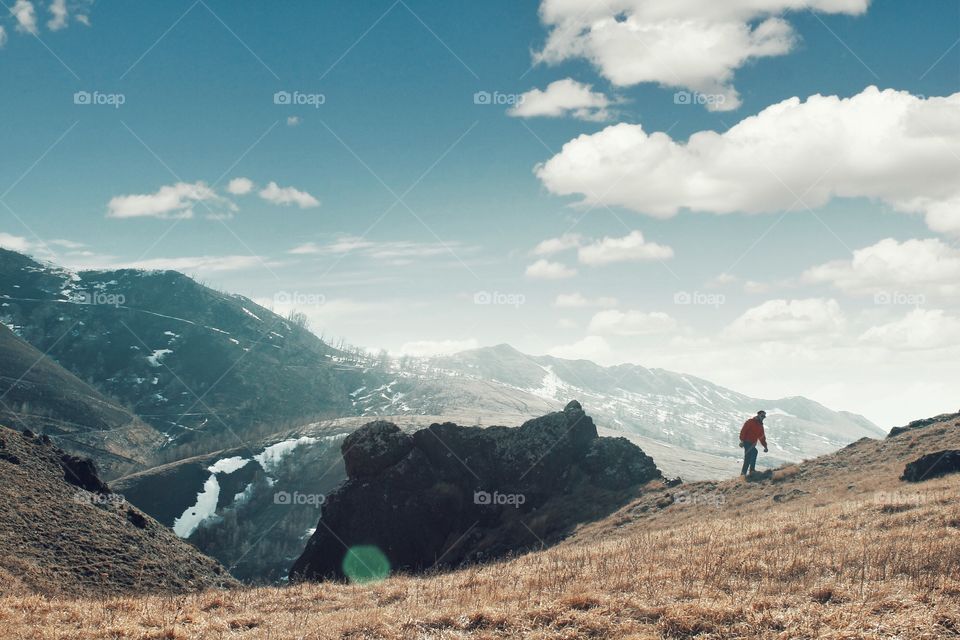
[291,401,662,581]
[889,412,960,438]
[59,454,110,494]
[901,450,960,482]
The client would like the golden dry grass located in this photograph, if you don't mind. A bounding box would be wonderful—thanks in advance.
[2,474,958,639]
[2,419,959,639]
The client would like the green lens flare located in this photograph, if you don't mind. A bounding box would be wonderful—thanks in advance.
[342,546,391,584]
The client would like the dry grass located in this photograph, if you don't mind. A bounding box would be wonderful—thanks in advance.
[2,473,958,639]
[3,419,959,639]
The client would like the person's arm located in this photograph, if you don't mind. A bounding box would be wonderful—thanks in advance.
[760,430,768,451]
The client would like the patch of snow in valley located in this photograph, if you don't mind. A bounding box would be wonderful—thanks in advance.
[208,456,251,474]
[254,436,319,473]
[173,474,220,538]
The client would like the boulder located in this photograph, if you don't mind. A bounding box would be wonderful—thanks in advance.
[901,450,960,482]
[291,401,662,581]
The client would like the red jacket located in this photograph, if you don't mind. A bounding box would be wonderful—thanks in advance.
[740,417,767,448]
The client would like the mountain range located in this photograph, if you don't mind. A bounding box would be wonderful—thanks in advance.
[0,247,885,581]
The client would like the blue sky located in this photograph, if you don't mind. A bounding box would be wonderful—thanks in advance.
[1,0,959,426]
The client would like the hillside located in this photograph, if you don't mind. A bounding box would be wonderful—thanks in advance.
[0,324,164,479]
[0,425,236,596]
[0,248,385,452]
[1,412,956,637]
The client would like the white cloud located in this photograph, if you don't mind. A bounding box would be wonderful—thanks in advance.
[288,236,473,265]
[47,0,67,30]
[259,181,320,208]
[532,233,581,256]
[226,177,254,195]
[536,88,960,236]
[577,230,674,265]
[554,292,618,308]
[107,182,230,219]
[725,298,845,342]
[803,237,960,296]
[860,309,960,351]
[0,232,33,252]
[525,258,577,279]
[286,116,301,127]
[11,0,37,34]
[588,309,677,335]
[509,78,613,121]
[547,335,614,362]
[113,255,265,273]
[397,339,479,358]
[534,0,869,111]
[0,26,7,47]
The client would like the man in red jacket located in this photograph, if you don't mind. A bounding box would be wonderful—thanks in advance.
[739,410,768,477]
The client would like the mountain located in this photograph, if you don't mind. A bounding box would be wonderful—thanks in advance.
[291,402,662,581]
[0,323,164,478]
[423,344,885,462]
[0,424,236,596]
[0,248,390,453]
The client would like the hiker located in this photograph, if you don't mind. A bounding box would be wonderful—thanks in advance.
[739,410,768,476]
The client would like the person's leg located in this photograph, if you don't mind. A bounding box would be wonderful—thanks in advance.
[741,444,754,475]
[748,446,758,474]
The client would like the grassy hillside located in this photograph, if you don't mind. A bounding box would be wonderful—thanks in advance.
[0,425,236,597]
[0,324,164,478]
[2,414,957,638]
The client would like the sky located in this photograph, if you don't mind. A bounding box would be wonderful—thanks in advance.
[0,0,958,427]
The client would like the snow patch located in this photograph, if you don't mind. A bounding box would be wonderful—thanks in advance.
[208,456,251,475]
[173,474,220,538]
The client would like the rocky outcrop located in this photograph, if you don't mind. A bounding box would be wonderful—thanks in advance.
[291,401,662,581]
[901,450,960,482]
[889,412,960,438]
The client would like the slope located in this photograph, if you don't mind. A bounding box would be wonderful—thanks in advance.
[0,425,237,597]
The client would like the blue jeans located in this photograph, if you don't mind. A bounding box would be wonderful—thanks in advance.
[741,442,758,475]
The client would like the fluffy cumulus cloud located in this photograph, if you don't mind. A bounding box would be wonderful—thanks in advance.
[226,177,254,195]
[258,181,320,208]
[533,0,870,110]
[536,88,960,235]
[859,309,960,351]
[107,182,231,219]
[532,233,582,256]
[11,0,38,34]
[588,309,677,335]
[554,292,618,308]
[509,78,613,121]
[526,258,577,279]
[47,0,67,30]
[725,298,845,342]
[803,237,960,296]
[577,230,674,265]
